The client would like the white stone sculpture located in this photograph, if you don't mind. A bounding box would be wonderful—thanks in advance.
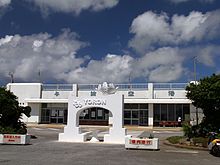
[97,82,118,95]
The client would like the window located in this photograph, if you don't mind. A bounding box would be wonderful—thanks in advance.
[168,104,175,121]
[176,104,182,121]
[42,103,47,108]
[153,104,190,126]
[183,104,190,121]
[161,104,167,121]
[139,104,148,109]
[153,104,160,121]
[124,104,138,109]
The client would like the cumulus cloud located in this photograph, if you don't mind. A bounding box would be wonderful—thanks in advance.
[26,0,119,15]
[180,45,220,67]
[134,45,220,82]
[0,29,88,82]
[168,0,215,3]
[134,47,184,82]
[0,0,11,17]
[0,0,11,8]
[129,10,220,54]
[1,30,219,83]
[61,54,134,83]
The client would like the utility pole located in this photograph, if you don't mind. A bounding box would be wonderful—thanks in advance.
[129,72,131,90]
[38,69,41,83]
[193,56,197,84]
[8,72,14,83]
[193,56,199,126]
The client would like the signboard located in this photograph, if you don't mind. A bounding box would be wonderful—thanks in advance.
[73,99,107,109]
[125,136,159,150]
[3,134,21,144]
[129,139,152,145]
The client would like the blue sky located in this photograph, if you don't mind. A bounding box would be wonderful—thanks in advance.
[0,0,220,85]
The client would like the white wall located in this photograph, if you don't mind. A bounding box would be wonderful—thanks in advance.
[78,90,149,99]
[7,83,41,106]
[154,90,186,99]
[6,83,41,123]
[21,103,41,123]
[190,104,204,124]
[42,91,70,99]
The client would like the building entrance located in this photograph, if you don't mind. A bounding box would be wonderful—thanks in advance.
[139,110,148,126]
[40,103,67,124]
[124,103,148,126]
[50,109,66,124]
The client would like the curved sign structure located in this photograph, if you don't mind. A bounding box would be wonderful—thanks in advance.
[59,84,127,144]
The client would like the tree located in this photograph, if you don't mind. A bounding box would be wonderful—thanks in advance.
[0,87,31,134]
[186,74,220,132]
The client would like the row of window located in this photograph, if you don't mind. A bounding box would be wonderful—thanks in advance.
[40,103,190,126]
[153,104,190,126]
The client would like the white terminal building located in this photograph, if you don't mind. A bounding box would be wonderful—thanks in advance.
[6,82,203,127]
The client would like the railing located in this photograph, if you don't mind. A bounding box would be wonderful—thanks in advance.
[42,84,73,91]
[153,83,188,90]
[78,84,99,91]
[42,83,188,91]
[115,84,148,90]
[78,83,148,91]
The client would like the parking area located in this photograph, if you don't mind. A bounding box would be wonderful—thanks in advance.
[0,127,219,165]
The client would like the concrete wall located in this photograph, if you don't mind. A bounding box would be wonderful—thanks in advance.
[22,103,41,123]
[78,90,149,99]
[154,90,186,99]
[7,83,41,106]
[6,82,200,125]
[42,91,70,99]
[190,104,204,125]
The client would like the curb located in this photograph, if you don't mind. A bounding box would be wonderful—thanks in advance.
[163,140,208,151]
[27,124,182,131]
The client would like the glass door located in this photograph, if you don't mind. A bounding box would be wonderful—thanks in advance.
[50,109,64,123]
[139,110,148,126]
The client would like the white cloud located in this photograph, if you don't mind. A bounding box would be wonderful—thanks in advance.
[0,0,11,8]
[0,0,11,17]
[168,0,215,3]
[1,30,219,84]
[134,47,184,82]
[61,54,134,83]
[148,64,183,82]
[180,45,220,67]
[129,10,220,54]
[0,29,88,82]
[26,0,119,15]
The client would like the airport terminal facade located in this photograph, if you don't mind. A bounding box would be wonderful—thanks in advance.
[7,82,203,127]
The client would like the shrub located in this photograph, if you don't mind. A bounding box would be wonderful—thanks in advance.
[192,137,208,147]
[167,136,184,144]
[182,122,192,139]
[0,87,31,134]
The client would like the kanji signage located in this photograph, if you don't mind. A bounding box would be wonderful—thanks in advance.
[129,139,152,145]
[3,134,21,144]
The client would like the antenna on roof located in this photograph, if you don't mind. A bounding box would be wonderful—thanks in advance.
[38,69,41,83]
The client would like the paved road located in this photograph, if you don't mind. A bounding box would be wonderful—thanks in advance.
[0,127,219,165]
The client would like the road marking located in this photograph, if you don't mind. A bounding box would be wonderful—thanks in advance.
[32,128,43,130]
[165,150,199,154]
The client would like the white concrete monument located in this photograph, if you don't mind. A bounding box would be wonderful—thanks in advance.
[59,82,127,144]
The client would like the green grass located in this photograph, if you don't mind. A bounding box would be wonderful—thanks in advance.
[167,136,184,144]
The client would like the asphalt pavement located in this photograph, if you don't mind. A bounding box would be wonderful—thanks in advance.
[0,126,219,165]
